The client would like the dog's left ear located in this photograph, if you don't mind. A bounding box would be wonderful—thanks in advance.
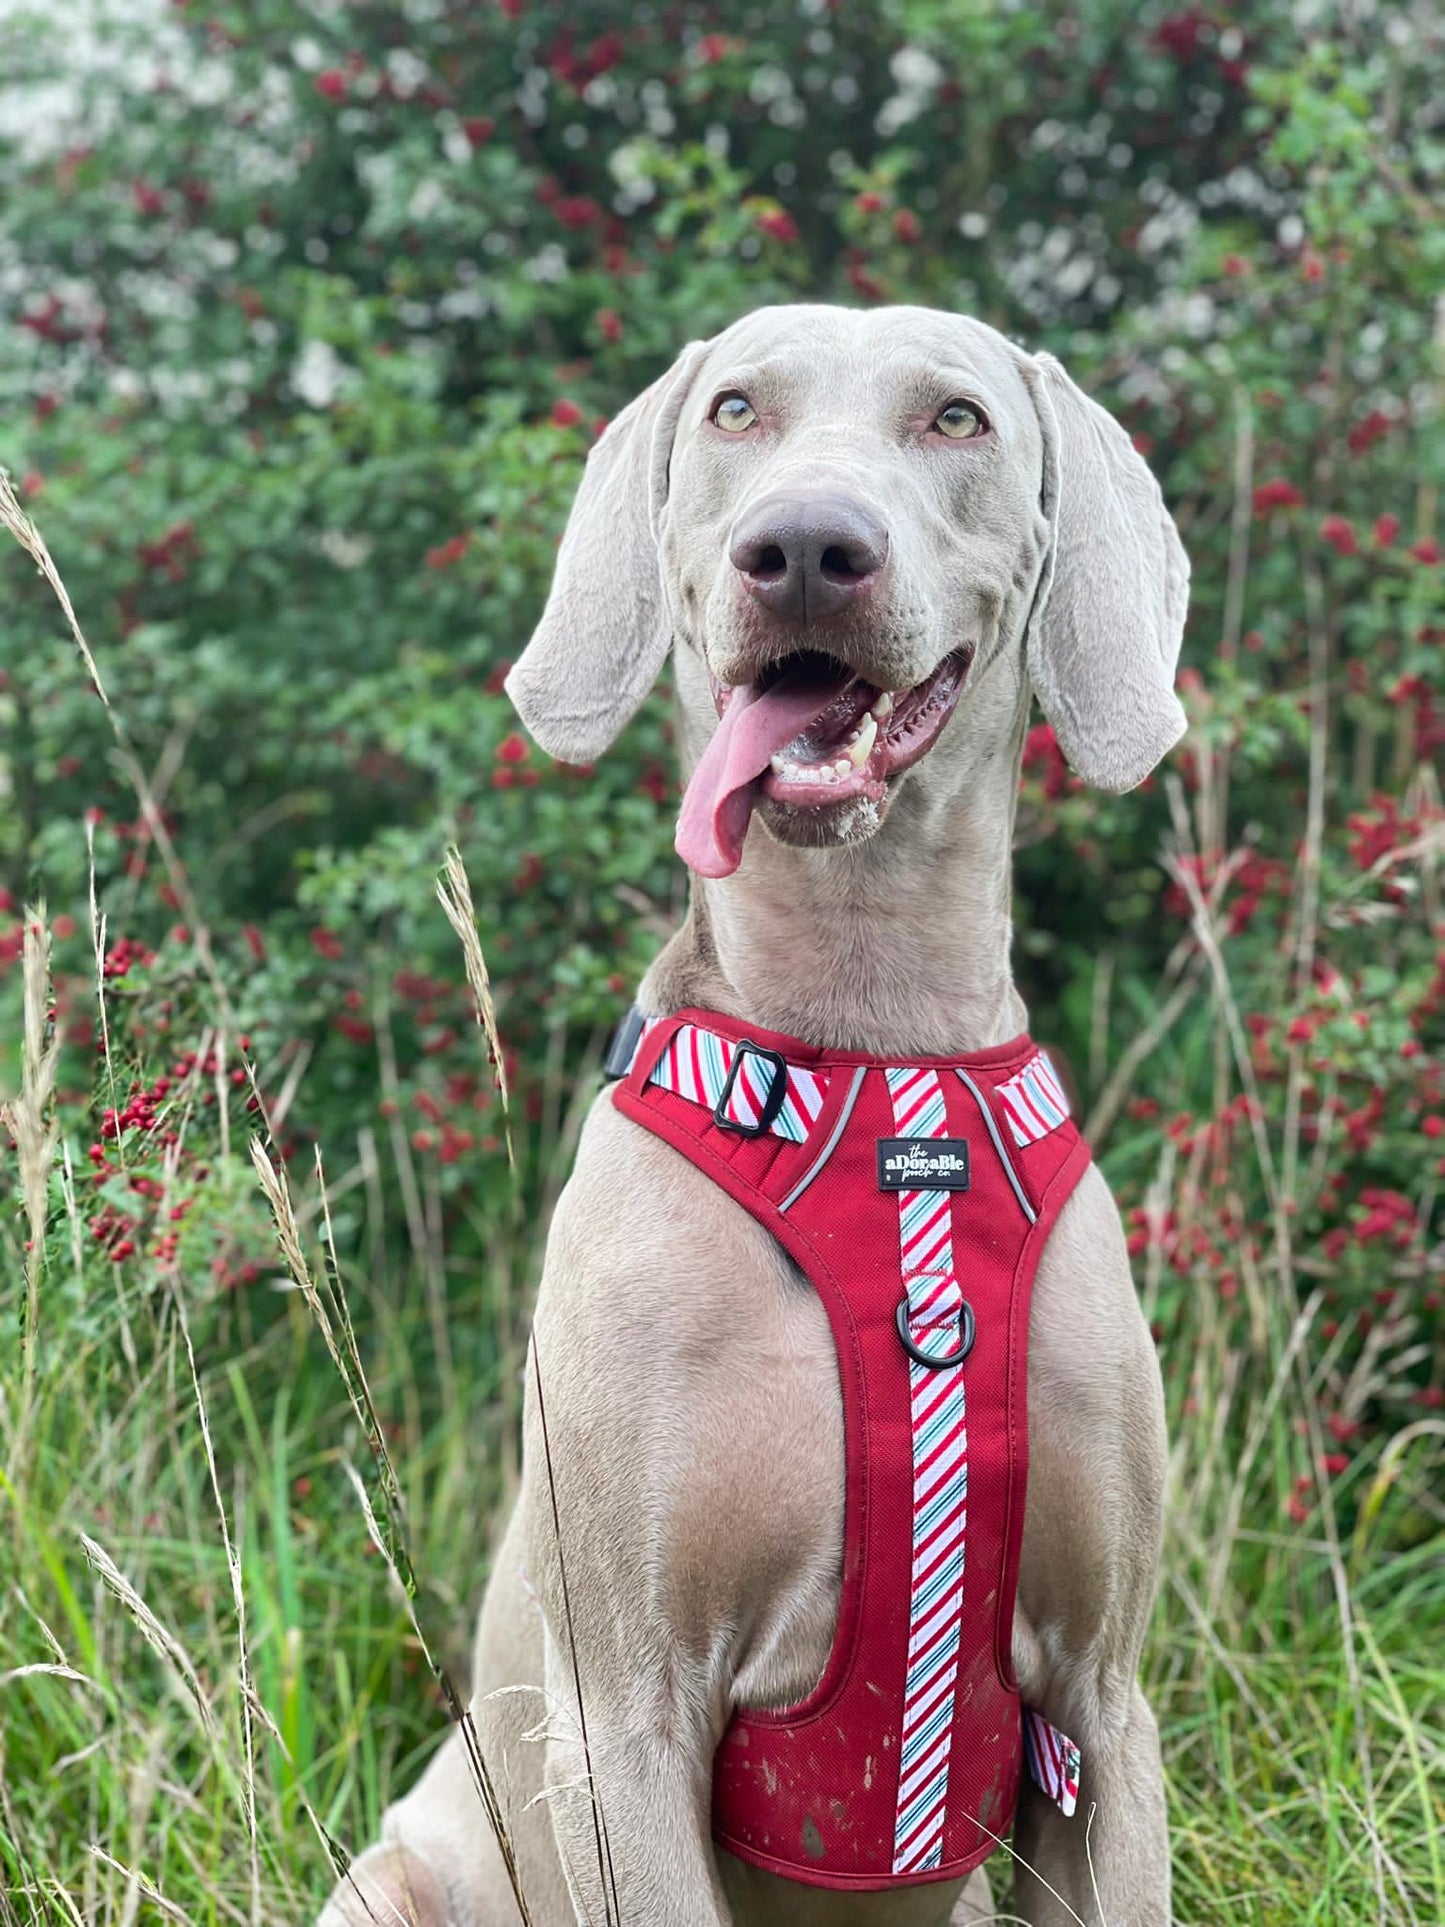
[1023,352,1190,792]
[505,339,711,763]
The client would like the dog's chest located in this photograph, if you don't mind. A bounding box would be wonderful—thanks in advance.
[607,1011,1088,1888]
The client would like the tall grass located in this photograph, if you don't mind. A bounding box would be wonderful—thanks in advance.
[1,489,1441,1926]
[1,874,548,1922]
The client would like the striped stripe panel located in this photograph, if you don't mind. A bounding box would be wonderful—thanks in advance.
[1022,1707,1081,1818]
[644,1022,827,1144]
[996,1050,1071,1149]
[885,1066,969,1876]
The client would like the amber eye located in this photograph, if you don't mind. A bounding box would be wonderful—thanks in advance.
[712,394,758,433]
[935,401,987,439]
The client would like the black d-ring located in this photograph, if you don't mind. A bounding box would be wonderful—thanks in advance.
[896,1295,976,1370]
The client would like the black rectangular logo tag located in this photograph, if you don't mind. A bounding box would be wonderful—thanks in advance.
[876,1138,971,1191]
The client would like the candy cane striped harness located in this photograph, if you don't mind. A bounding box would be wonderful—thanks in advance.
[608,1006,1087,1891]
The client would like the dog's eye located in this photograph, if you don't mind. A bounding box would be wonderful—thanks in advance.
[711,394,758,433]
[935,401,988,440]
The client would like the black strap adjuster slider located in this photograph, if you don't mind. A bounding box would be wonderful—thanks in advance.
[714,1041,789,1138]
[602,1006,648,1081]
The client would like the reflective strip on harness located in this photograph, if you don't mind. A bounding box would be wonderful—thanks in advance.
[641,1018,828,1143]
[886,1066,970,1873]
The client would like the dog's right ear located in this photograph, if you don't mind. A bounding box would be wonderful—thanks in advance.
[505,339,710,763]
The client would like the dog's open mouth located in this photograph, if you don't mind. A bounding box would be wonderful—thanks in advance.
[676,647,973,879]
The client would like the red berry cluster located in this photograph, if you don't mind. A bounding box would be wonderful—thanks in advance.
[83,1032,268,1281]
[1164,850,1292,936]
[88,1068,188,1264]
[1252,477,1305,513]
[136,519,201,582]
[1346,795,1443,887]
[407,1077,494,1164]
[425,532,469,570]
[1021,722,1074,801]
[103,935,156,979]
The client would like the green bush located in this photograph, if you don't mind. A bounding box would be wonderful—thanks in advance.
[3,0,1440,1425]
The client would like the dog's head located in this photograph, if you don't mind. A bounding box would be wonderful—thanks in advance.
[507,305,1189,879]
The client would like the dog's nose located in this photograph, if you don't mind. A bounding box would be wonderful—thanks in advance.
[729,493,889,622]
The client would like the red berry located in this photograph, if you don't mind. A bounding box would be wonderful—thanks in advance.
[1318,514,1357,558]
[1253,478,1305,514]
[754,208,799,244]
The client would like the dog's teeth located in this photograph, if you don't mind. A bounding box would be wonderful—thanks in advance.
[846,712,878,768]
[819,764,836,783]
[871,690,894,720]
[770,754,787,775]
[833,756,852,777]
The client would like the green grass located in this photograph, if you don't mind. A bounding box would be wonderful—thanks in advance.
[2,1049,1441,1927]
[0,1222,510,1925]
[1152,1409,1444,1923]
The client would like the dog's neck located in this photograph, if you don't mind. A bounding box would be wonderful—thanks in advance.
[644,730,1028,1058]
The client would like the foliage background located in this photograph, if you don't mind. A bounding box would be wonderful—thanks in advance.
[0,2,1442,1922]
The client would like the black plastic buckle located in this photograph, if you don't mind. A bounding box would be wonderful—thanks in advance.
[714,1041,789,1138]
[896,1295,976,1370]
[602,1006,647,1081]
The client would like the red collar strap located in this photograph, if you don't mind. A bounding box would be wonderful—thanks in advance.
[608,1006,1085,1889]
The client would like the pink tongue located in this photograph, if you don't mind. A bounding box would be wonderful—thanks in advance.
[675,678,845,879]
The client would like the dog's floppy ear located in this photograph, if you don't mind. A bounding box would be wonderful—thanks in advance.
[1023,352,1190,792]
[505,339,710,762]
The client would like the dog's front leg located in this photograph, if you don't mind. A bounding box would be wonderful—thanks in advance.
[534,1611,730,1925]
[1011,1681,1168,1927]
[521,1368,733,1927]
[515,1101,844,1926]
[1010,1165,1172,1927]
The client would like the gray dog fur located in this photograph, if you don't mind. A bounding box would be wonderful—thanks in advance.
[320,303,1188,1927]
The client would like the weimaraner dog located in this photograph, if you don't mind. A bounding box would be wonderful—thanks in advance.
[322,304,1186,1926]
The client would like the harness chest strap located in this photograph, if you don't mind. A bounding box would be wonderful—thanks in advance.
[606,1006,1086,1892]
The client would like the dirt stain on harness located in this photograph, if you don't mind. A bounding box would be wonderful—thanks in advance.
[801,1816,826,1861]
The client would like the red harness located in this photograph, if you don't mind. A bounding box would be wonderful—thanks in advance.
[610,1006,1088,1891]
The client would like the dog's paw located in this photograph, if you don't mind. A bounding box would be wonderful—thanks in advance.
[315,1845,451,1927]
